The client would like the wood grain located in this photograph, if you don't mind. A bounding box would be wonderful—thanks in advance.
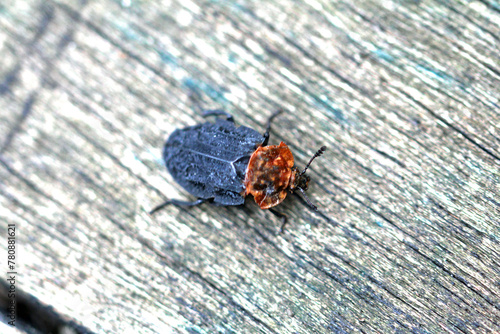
[0,0,498,333]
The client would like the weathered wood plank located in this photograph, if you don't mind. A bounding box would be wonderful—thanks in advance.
[1,0,499,333]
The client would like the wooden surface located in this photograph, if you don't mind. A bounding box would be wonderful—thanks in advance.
[1,0,499,333]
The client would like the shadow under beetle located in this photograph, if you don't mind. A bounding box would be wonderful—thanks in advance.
[150,109,326,232]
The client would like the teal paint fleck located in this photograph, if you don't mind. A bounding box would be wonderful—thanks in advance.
[184,325,204,334]
[488,1,500,11]
[157,50,177,66]
[332,108,346,123]
[183,78,228,103]
[373,49,395,63]
[228,52,238,64]
[113,20,142,42]
[311,93,347,124]
[416,64,454,84]
[121,27,141,41]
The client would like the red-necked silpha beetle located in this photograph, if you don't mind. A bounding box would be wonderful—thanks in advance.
[150,109,325,232]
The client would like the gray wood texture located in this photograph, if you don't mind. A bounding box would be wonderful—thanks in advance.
[1,0,499,333]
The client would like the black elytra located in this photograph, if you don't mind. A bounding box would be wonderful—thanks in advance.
[150,109,326,232]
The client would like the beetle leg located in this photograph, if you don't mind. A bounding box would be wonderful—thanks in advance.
[149,198,211,215]
[201,109,235,123]
[269,207,288,233]
[262,109,284,146]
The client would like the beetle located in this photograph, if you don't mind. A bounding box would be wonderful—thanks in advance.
[150,109,326,232]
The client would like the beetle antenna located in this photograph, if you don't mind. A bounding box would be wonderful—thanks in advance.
[300,146,326,176]
[298,188,318,211]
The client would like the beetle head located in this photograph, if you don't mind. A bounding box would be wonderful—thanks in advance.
[289,146,326,210]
